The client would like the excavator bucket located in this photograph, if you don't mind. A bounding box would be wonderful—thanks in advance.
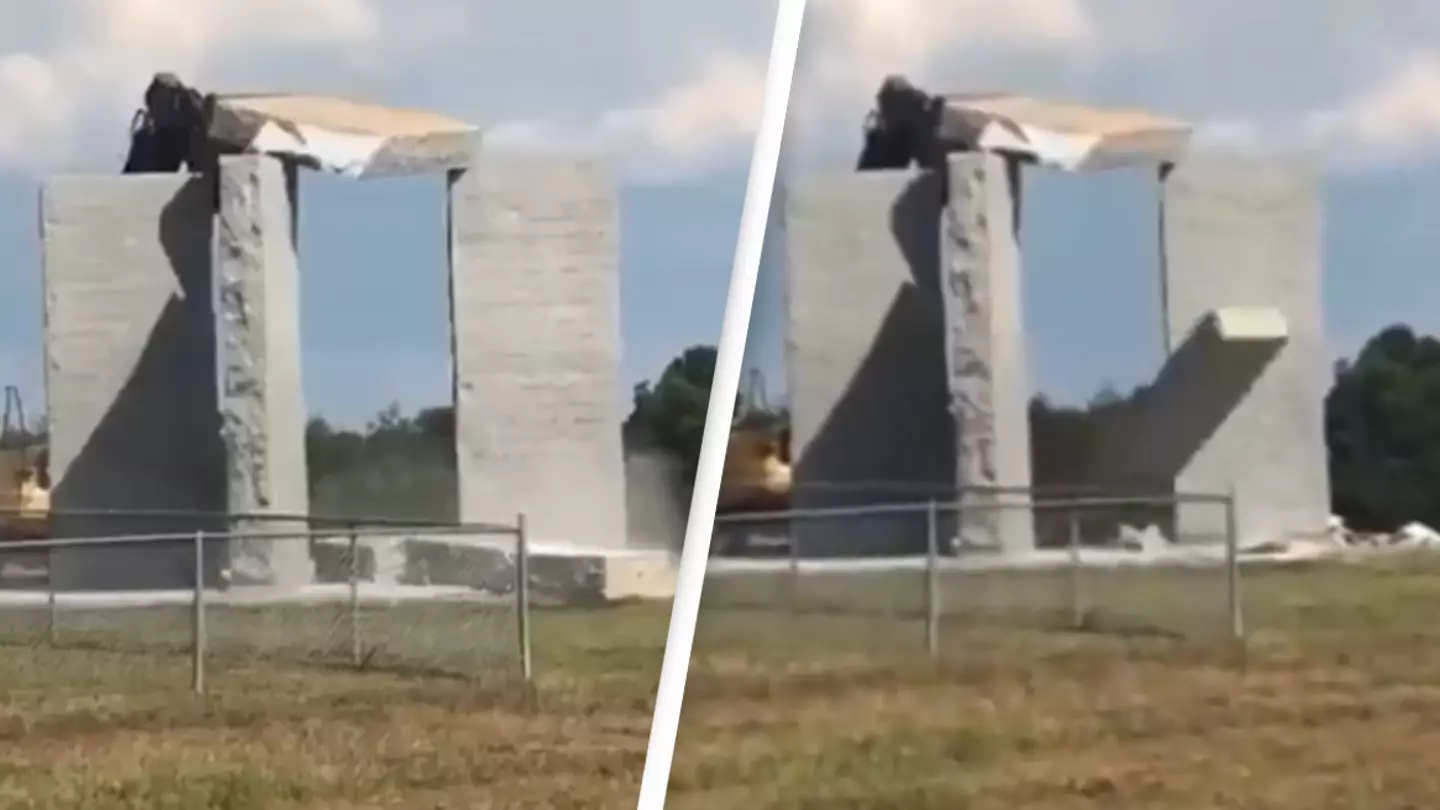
[122,73,211,175]
[857,75,980,172]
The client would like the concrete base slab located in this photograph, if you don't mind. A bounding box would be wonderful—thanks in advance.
[592,550,678,601]
[312,535,675,604]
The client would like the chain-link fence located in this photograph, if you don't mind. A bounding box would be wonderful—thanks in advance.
[704,490,1243,658]
[0,508,532,693]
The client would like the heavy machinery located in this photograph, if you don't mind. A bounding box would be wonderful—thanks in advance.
[0,386,50,545]
[123,72,216,175]
[858,75,981,172]
[713,370,793,556]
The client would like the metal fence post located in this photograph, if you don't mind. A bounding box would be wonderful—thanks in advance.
[191,530,206,694]
[924,499,939,660]
[1067,506,1085,629]
[348,526,362,668]
[515,513,533,683]
[1224,490,1244,640]
[46,545,58,646]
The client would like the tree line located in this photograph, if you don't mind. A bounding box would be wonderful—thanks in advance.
[303,344,724,520]
[217,323,1440,531]
[614,325,1436,534]
[1031,324,1440,532]
[7,324,1427,531]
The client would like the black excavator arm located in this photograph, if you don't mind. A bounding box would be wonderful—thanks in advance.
[857,75,950,171]
[121,73,213,175]
[857,75,1007,172]
[856,75,1029,228]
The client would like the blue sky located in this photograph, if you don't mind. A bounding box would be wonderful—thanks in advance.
[0,0,776,426]
[746,0,1440,406]
[7,0,1440,424]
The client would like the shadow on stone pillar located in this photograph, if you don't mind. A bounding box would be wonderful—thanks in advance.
[785,169,952,557]
[42,174,226,591]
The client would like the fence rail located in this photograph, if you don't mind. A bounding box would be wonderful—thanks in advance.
[0,508,533,692]
[707,491,1244,655]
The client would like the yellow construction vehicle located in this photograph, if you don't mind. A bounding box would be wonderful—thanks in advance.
[713,370,793,555]
[0,386,51,544]
[719,423,792,514]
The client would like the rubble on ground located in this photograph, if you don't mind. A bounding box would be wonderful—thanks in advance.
[1326,516,1440,549]
[1117,524,1168,553]
[929,514,1440,570]
[1102,515,1440,563]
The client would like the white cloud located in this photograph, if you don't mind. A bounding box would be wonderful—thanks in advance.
[802,0,1094,97]
[0,0,774,179]
[599,54,768,169]
[787,0,1440,170]
[0,0,383,169]
[1186,55,1440,170]
[787,0,1100,164]
[1316,55,1440,160]
[485,54,770,182]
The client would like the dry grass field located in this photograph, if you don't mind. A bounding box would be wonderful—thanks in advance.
[9,556,1440,808]
[671,556,1440,809]
[0,602,672,809]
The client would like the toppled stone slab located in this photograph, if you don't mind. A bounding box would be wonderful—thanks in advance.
[208,94,477,178]
[1095,307,1288,486]
[1206,306,1289,342]
[312,534,676,604]
[938,93,1192,171]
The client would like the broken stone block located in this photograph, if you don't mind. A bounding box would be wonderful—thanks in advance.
[938,93,1193,171]
[209,94,477,178]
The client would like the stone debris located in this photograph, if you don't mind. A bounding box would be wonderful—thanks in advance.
[1394,522,1440,548]
[1053,516,1440,568]
[1321,515,1440,550]
[1117,524,1168,553]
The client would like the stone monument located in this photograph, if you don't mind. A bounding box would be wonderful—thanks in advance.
[782,92,1330,555]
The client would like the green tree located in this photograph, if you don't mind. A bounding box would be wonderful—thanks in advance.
[305,403,456,522]
[1028,384,1147,492]
[624,344,717,477]
[1326,325,1440,532]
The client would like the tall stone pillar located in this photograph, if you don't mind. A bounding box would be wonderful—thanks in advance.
[1157,155,1330,545]
[40,174,225,590]
[216,154,313,587]
[447,156,629,550]
[784,169,951,556]
[942,153,1035,554]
